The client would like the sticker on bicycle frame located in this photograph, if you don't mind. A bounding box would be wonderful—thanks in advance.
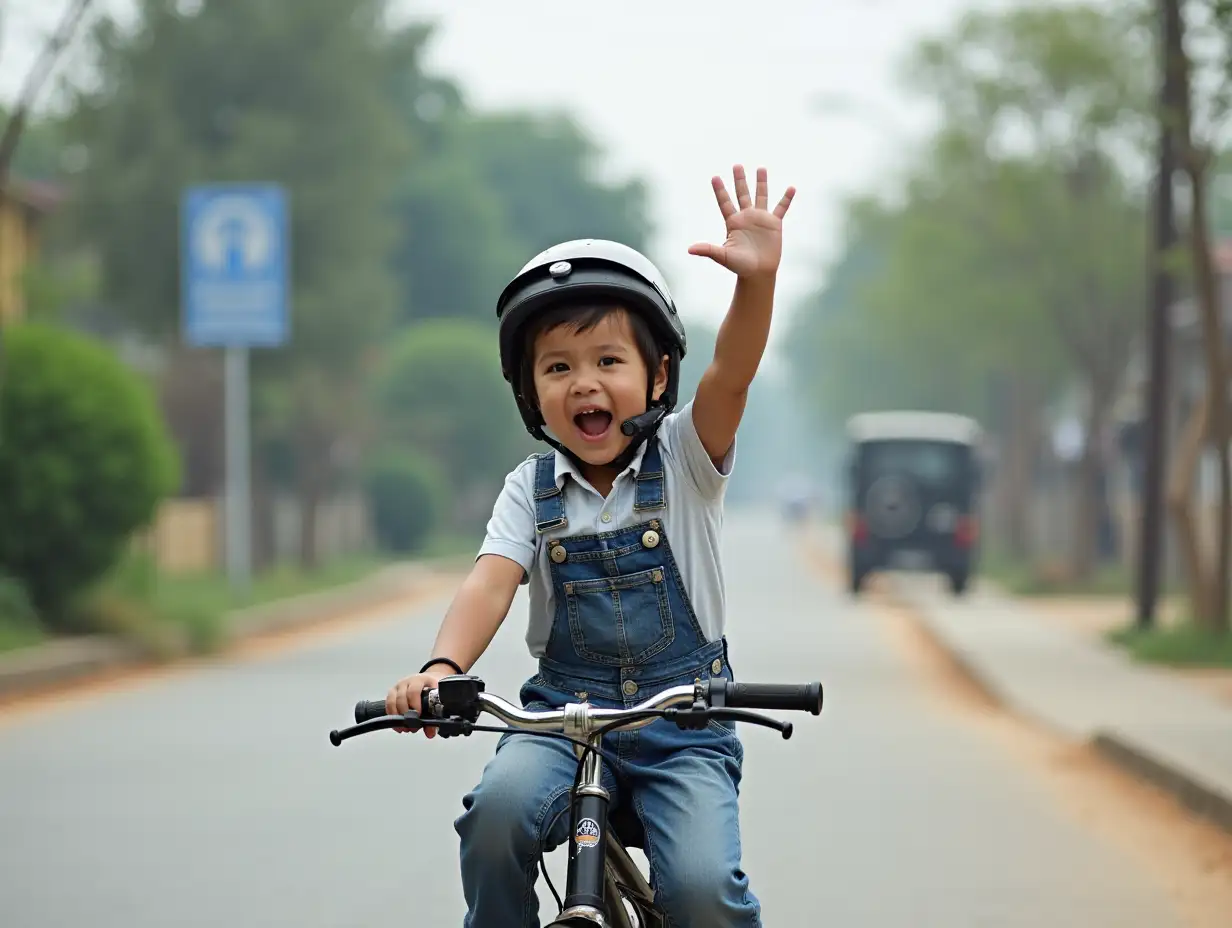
[575,817,601,850]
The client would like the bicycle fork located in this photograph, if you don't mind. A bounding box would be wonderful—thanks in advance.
[554,708,611,924]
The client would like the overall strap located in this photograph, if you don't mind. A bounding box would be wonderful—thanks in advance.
[532,452,567,534]
[633,437,666,513]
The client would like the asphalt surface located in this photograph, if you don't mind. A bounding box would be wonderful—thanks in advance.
[0,511,1186,926]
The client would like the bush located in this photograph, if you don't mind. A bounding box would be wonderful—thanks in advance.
[0,324,179,624]
[362,449,444,554]
[0,571,43,651]
[0,571,37,626]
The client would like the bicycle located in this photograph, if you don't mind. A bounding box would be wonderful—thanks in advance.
[329,673,824,927]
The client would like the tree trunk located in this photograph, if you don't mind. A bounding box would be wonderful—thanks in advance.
[1168,0,1231,633]
[1181,157,1230,634]
[252,449,275,572]
[296,447,324,571]
[1001,373,1039,560]
[1166,392,1214,627]
[1073,381,1113,580]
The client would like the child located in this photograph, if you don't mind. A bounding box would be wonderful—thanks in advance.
[386,165,794,927]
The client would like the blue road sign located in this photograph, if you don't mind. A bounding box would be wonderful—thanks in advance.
[182,184,289,347]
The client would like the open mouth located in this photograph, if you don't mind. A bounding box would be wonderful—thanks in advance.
[573,408,614,442]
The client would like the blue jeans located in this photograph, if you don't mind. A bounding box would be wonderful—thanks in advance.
[455,683,760,927]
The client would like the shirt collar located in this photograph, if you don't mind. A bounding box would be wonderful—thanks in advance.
[553,439,650,490]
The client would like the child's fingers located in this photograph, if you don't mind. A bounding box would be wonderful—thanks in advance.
[688,242,728,266]
[773,186,797,220]
[710,175,736,219]
[755,167,769,211]
[732,164,752,211]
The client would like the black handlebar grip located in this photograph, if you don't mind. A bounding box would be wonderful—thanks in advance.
[354,700,390,723]
[721,681,823,715]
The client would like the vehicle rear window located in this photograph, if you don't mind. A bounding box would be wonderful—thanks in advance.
[860,440,966,484]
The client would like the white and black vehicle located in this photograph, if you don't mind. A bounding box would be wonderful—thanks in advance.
[844,411,983,596]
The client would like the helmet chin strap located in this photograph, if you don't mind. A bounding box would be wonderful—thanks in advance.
[533,392,672,476]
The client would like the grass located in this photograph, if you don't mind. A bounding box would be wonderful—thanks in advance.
[0,620,46,654]
[1107,621,1232,668]
[978,549,1151,598]
[152,552,392,614]
[0,530,482,658]
[0,550,399,657]
[0,572,46,654]
[88,550,395,656]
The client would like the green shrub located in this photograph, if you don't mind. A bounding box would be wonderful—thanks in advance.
[0,571,37,625]
[0,323,179,625]
[362,449,444,554]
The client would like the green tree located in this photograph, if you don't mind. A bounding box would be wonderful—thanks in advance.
[785,196,991,441]
[377,24,523,326]
[372,319,533,529]
[388,108,654,327]
[791,1,1152,572]
[0,106,68,181]
[896,1,1151,576]
[458,112,652,255]
[389,135,524,325]
[65,0,416,566]
[362,448,445,554]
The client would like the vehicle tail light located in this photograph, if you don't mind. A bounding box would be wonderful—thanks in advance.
[847,511,869,544]
[955,515,978,548]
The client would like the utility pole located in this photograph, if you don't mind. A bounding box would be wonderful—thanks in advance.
[1136,0,1180,630]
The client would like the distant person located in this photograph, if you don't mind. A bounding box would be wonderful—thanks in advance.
[384,165,795,927]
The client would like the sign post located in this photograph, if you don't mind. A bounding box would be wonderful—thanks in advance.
[182,185,289,594]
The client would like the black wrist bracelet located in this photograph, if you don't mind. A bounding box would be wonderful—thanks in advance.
[419,657,464,676]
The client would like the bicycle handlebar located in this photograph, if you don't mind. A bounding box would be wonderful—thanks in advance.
[329,675,822,747]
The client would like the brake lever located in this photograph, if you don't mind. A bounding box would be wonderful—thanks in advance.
[707,708,794,739]
[661,707,794,739]
[328,713,471,746]
[330,712,422,745]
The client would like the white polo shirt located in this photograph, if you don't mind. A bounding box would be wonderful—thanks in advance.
[478,400,735,658]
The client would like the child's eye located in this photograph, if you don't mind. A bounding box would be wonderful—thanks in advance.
[546,362,569,374]
[599,356,620,367]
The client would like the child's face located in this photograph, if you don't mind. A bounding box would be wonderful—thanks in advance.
[531,309,668,470]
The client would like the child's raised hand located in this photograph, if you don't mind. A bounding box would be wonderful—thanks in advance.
[688,165,795,279]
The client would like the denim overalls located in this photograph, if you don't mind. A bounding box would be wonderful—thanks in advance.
[455,438,761,928]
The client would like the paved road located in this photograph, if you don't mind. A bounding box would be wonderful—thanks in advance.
[0,512,1186,926]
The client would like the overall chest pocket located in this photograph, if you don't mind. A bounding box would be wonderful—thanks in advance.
[564,566,675,665]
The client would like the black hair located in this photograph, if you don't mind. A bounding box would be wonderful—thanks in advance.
[518,301,665,410]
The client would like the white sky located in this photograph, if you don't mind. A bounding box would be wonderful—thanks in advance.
[0,0,1020,356]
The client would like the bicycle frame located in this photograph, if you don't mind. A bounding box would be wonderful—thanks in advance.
[549,724,662,927]
[598,833,661,928]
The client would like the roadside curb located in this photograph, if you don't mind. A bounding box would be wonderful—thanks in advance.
[1091,730,1232,836]
[804,526,1232,838]
[0,562,457,703]
[879,573,1232,839]
[0,636,141,701]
